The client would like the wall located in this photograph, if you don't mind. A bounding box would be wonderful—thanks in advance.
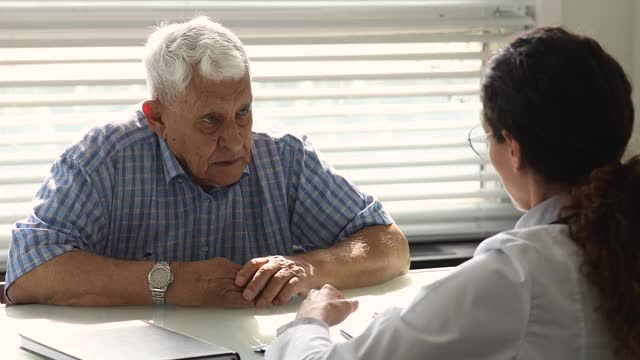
[635,1,640,158]
[538,0,640,157]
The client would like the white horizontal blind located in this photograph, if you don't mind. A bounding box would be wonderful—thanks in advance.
[0,0,536,271]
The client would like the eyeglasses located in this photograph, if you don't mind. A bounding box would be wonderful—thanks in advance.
[467,124,493,159]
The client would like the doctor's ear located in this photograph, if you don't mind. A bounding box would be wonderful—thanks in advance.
[501,129,524,173]
[142,100,166,140]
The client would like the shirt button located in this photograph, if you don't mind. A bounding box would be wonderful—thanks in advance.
[201,245,209,252]
[178,178,183,183]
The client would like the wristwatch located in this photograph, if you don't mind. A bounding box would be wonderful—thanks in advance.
[148,261,173,305]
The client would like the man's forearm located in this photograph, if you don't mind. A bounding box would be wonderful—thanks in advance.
[7,250,155,306]
[293,224,410,290]
[7,251,253,307]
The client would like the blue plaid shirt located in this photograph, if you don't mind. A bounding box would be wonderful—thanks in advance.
[6,106,392,298]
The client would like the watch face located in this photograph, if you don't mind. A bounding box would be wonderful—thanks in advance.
[149,267,170,288]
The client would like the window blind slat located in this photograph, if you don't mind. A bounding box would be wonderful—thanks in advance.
[0,103,481,135]
[0,167,499,187]
[0,202,34,224]
[318,140,473,152]
[0,1,535,47]
[0,33,522,48]
[255,84,480,100]
[261,103,483,119]
[298,120,478,135]
[0,131,478,148]
[0,154,59,166]
[0,115,477,132]
[348,172,501,186]
[0,70,484,87]
[0,114,114,128]
[0,184,38,203]
[0,51,484,66]
[0,188,507,205]
[0,135,85,146]
[0,84,480,107]
[0,225,11,247]
[386,202,518,224]
[399,220,519,241]
[0,175,48,186]
[375,189,506,202]
[331,157,488,169]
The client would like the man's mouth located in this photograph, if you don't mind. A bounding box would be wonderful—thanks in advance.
[213,158,241,166]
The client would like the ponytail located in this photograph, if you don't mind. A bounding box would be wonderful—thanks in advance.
[566,154,640,359]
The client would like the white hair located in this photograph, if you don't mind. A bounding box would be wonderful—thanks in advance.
[143,16,250,104]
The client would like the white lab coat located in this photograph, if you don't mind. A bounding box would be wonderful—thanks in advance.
[266,196,614,360]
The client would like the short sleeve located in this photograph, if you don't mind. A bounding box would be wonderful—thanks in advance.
[286,135,393,250]
[5,156,109,300]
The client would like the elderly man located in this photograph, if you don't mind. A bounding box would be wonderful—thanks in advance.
[5,16,409,307]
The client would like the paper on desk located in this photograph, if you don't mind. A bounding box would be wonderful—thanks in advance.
[338,290,418,341]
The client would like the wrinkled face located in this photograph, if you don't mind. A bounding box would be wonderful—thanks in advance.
[161,75,253,187]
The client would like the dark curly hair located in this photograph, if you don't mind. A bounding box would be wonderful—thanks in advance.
[567,155,640,359]
[481,27,638,358]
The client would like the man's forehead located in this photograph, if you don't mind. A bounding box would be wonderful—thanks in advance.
[189,75,252,107]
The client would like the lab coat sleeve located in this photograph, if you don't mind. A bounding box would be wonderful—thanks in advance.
[266,249,531,360]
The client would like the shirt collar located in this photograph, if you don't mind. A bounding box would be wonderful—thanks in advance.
[515,194,570,229]
[159,139,186,184]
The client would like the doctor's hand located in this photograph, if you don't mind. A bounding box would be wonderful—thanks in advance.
[296,284,359,326]
[235,255,314,307]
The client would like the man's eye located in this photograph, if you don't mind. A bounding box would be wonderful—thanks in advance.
[236,107,251,125]
[204,116,219,125]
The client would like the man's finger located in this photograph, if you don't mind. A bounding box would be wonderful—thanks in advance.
[221,290,256,308]
[255,269,294,307]
[241,261,280,301]
[274,276,303,306]
[235,257,269,287]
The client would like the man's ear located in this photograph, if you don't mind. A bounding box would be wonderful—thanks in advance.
[142,100,166,140]
[501,129,524,173]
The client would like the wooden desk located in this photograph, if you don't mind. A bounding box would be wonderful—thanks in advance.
[0,268,452,359]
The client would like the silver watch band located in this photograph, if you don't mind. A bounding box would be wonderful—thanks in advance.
[151,289,166,305]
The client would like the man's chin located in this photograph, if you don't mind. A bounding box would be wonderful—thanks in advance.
[200,160,248,187]
[200,174,244,188]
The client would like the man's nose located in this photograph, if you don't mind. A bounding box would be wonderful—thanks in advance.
[217,120,244,152]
